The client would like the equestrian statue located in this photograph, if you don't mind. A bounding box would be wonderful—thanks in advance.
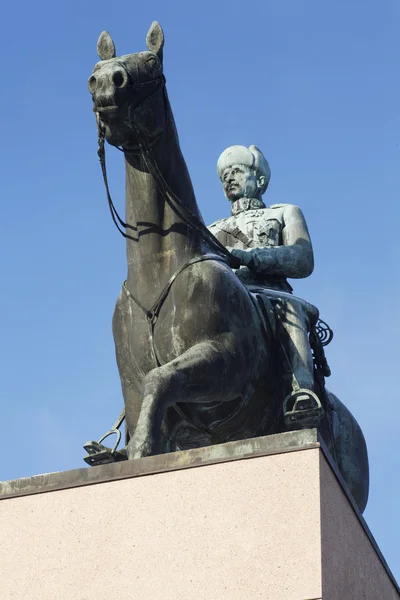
[84,22,369,513]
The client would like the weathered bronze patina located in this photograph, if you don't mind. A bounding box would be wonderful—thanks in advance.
[85,22,369,512]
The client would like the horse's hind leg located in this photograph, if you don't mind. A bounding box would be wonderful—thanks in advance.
[127,337,246,459]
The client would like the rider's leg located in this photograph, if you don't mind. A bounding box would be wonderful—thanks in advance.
[275,299,324,428]
[275,299,314,391]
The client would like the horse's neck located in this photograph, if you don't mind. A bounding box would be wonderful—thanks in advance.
[124,107,207,306]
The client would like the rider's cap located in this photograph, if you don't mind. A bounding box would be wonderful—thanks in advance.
[217,145,271,192]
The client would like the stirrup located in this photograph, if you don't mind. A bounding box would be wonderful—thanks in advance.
[83,440,127,466]
[83,427,127,466]
[83,408,127,466]
[283,388,324,430]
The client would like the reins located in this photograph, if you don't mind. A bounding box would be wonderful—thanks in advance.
[95,74,166,241]
[97,115,138,241]
[96,76,239,264]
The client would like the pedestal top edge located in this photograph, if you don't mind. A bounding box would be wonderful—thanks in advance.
[0,429,319,500]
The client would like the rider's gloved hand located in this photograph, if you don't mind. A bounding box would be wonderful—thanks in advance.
[228,252,242,269]
[230,248,252,268]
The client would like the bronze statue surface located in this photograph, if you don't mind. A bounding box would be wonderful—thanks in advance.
[85,22,369,513]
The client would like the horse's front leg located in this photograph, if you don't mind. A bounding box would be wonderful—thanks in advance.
[127,337,244,459]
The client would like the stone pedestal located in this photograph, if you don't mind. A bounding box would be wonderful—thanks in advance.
[0,429,398,599]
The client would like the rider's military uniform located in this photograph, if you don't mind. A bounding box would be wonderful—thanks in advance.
[209,198,294,292]
[209,197,322,426]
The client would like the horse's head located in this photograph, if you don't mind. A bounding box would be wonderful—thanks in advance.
[89,22,165,148]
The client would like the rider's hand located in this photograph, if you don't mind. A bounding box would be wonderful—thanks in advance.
[230,248,251,268]
[228,253,242,269]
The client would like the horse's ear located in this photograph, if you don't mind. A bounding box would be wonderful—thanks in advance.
[146,21,164,62]
[97,31,116,60]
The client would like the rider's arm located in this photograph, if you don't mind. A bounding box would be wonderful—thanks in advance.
[231,205,314,279]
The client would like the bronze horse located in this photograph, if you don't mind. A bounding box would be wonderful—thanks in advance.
[88,22,369,512]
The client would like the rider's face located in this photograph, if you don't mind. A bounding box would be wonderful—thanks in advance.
[221,164,259,202]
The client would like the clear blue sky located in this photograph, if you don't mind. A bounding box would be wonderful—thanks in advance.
[0,0,399,581]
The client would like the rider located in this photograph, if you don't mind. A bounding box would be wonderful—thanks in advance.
[209,144,323,428]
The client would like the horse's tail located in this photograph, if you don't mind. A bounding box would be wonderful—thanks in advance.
[325,391,369,513]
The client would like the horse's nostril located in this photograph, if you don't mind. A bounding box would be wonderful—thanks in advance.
[88,75,97,94]
[113,71,126,88]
